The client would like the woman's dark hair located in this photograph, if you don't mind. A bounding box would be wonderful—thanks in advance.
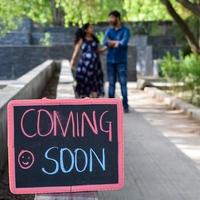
[109,10,121,19]
[74,23,99,44]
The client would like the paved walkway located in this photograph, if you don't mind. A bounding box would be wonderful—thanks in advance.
[23,62,200,200]
[98,83,200,200]
[42,63,200,200]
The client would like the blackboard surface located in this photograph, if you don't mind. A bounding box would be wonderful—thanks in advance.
[7,98,124,194]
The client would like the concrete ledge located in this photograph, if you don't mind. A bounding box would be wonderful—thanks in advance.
[35,192,98,200]
[56,60,75,99]
[0,60,57,174]
[144,87,200,121]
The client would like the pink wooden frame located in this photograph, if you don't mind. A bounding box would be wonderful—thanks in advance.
[7,98,124,194]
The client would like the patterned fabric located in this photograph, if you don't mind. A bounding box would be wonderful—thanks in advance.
[75,39,104,97]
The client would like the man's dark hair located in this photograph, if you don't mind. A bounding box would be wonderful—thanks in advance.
[109,10,121,19]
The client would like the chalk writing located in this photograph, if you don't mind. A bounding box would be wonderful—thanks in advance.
[7,99,124,194]
[20,109,113,142]
[42,147,106,175]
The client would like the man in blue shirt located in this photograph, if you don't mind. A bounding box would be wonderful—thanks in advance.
[103,10,130,113]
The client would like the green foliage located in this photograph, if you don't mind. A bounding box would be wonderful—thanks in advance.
[0,0,23,34]
[161,52,200,104]
[183,54,200,100]
[58,0,125,26]
[39,32,52,46]
[96,31,105,44]
[0,0,190,34]
[124,0,170,21]
[160,52,184,82]
[0,0,53,34]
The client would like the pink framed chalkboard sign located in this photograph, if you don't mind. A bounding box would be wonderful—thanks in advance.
[7,98,124,194]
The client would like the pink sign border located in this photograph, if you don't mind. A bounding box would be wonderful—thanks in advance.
[7,98,124,194]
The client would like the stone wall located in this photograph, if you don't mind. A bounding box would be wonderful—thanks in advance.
[0,45,137,81]
[0,18,32,45]
[0,32,31,45]
[0,19,181,78]
[0,45,73,79]
[152,46,181,59]
[130,35,181,76]
[147,36,181,60]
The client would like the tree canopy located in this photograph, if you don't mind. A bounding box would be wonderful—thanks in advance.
[0,0,199,54]
[0,0,189,31]
[161,0,200,54]
[0,0,52,34]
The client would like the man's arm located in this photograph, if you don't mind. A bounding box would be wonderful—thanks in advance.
[111,28,130,48]
[118,28,130,47]
[102,29,110,47]
[102,29,116,48]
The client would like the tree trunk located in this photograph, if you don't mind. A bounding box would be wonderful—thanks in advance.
[176,0,200,18]
[161,0,200,54]
[50,0,64,26]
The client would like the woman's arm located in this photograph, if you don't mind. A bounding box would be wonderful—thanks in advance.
[70,39,83,68]
[97,46,107,54]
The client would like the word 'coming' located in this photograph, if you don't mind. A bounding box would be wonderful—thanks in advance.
[20,109,113,142]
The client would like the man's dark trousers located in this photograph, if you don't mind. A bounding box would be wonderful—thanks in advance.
[107,62,128,109]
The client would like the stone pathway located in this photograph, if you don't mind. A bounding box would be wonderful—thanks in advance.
[2,63,200,199]
[98,83,200,200]
[36,63,200,200]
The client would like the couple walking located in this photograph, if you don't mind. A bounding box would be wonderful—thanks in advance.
[70,10,130,113]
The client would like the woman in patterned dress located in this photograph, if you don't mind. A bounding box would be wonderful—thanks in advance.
[70,23,106,98]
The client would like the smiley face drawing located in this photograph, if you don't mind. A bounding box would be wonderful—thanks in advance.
[18,150,35,169]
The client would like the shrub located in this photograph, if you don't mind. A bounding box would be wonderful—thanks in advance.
[160,52,184,83]
[183,54,200,102]
[39,32,52,46]
[96,31,105,44]
[160,52,200,105]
